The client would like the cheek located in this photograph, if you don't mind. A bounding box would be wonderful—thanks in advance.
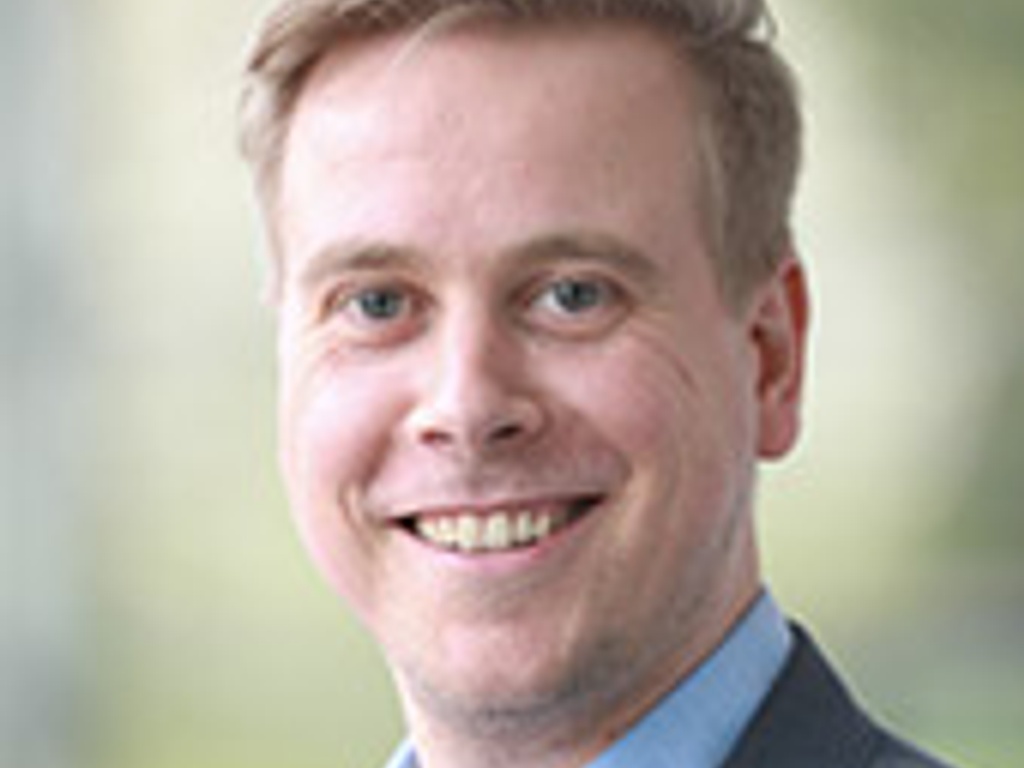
[551,327,756,500]
[569,365,672,454]
[277,354,404,598]
[283,386,370,496]
[278,330,403,495]
[550,333,702,457]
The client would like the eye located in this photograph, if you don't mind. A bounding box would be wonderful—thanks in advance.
[349,287,409,322]
[535,276,618,314]
[322,282,426,345]
[545,278,609,314]
[525,274,628,337]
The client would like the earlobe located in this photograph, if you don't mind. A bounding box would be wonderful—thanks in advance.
[750,256,810,460]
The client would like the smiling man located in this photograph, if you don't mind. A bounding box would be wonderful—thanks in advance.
[238,1,953,767]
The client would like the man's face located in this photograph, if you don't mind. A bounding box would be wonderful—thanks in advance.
[275,21,804,734]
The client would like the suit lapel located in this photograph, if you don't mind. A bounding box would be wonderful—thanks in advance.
[721,626,882,768]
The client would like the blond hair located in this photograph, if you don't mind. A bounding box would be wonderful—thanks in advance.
[238,0,802,307]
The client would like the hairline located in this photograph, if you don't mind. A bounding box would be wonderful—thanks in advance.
[242,3,791,311]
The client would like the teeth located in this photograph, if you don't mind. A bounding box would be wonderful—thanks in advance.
[483,515,511,550]
[456,515,481,552]
[515,512,533,544]
[436,516,458,547]
[414,507,573,554]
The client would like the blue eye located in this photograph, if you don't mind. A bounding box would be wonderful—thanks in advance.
[543,278,612,314]
[321,283,426,347]
[525,274,627,339]
[352,288,408,321]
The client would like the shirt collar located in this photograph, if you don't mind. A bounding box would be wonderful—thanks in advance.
[384,591,792,768]
[588,590,792,768]
[383,740,416,768]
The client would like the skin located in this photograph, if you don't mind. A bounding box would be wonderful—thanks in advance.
[274,19,808,768]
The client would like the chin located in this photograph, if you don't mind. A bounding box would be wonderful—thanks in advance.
[394,630,632,737]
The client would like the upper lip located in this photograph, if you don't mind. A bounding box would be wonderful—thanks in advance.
[381,492,607,523]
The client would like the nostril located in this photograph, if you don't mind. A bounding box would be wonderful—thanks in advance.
[409,393,546,453]
[488,422,524,444]
[419,427,455,447]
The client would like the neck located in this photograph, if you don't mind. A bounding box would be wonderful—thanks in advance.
[397,676,633,768]
[396,578,762,768]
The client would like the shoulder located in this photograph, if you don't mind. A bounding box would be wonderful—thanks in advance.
[869,730,955,768]
[723,625,957,768]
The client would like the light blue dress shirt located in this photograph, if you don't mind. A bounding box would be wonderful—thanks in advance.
[384,591,792,768]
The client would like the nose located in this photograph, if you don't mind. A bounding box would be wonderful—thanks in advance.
[405,317,546,457]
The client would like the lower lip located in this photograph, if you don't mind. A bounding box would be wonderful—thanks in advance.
[398,502,602,575]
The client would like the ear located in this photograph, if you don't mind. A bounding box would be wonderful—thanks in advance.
[747,256,810,460]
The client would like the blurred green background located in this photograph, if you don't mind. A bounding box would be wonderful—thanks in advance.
[2,1,1022,767]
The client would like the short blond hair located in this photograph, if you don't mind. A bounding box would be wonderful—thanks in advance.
[239,0,802,307]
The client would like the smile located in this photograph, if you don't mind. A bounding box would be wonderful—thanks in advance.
[401,496,602,554]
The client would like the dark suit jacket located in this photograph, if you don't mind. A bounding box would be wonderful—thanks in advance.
[723,627,955,768]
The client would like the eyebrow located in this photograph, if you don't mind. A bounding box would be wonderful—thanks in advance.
[507,232,660,289]
[294,230,661,297]
[296,240,423,298]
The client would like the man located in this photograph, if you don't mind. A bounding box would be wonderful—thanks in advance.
[238,1,954,766]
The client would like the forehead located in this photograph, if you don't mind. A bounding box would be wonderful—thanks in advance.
[302,16,689,103]
[288,17,697,164]
[279,19,707,273]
